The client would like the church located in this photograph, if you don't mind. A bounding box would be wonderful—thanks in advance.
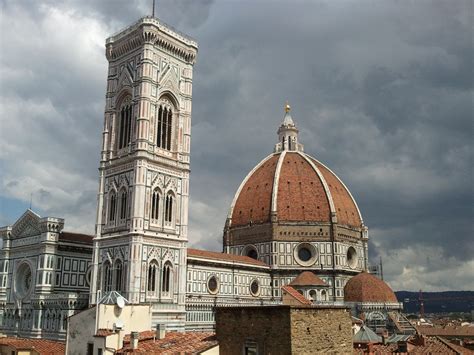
[0,15,401,342]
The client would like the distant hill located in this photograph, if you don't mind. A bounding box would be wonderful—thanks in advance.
[396,291,474,314]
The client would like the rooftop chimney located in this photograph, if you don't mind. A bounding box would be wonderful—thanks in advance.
[131,331,139,350]
[156,324,166,340]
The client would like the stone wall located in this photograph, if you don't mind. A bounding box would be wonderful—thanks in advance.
[215,306,291,355]
[290,307,353,354]
[215,305,352,354]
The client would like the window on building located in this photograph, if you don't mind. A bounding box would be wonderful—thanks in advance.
[118,103,132,150]
[156,104,173,150]
[86,343,94,355]
[165,194,174,223]
[162,262,172,295]
[103,262,112,292]
[114,260,123,292]
[109,192,117,223]
[147,261,158,293]
[151,189,160,221]
[119,189,127,220]
[244,341,258,355]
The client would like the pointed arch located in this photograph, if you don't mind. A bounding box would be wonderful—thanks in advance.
[164,191,175,224]
[114,259,123,292]
[103,261,112,292]
[147,259,159,293]
[156,92,178,151]
[151,187,161,222]
[119,188,128,220]
[161,260,173,296]
[109,190,117,223]
[117,95,133,150]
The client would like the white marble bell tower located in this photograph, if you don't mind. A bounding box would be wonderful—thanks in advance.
[89,16,197,330]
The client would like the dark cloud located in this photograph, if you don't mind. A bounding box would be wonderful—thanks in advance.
[0,0,472,291]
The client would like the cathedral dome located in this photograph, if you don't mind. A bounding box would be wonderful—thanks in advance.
[343,272,398,303]
[227,131,363,229]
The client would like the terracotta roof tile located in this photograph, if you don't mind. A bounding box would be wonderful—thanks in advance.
[95,328,115,337]
[278,153,331,223]
[229,152,363,229]
[353,335,473,354]
[59,231,93,244]
[187,248,268,267]
[289,271,328,287]
[312,159,362,228]
[0,337,65,355]
[416,325,474,337]
[344,272,398,303]
[232,154,280,226]
[281,285,312,305]
[117,331,217,354]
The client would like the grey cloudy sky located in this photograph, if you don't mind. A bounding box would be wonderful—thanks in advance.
[0,0,472,291]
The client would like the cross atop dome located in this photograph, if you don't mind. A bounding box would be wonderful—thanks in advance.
[275,102,304,153]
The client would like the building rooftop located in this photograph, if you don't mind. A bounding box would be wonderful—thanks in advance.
[290,271,328,287]
[116,330,217,354]
[187,248,268,267]
[0,337,65,355]
[344,271,398,303]
[281,285,312,305]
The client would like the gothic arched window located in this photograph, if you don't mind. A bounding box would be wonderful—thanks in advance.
[114,259,123,292]
[151,189,160,222]
[103,261,112,292]
[162,262,172,295]
[118,101,132,150]
[156,103,173,151]
[165,194,174,223]
[147,261,158,293]
[119,189,128,220]
[109,192,117,223]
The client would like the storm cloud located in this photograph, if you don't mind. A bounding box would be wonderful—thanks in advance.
[0,0,472,291]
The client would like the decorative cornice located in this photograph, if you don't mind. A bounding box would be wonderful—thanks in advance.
[106,17,198,64]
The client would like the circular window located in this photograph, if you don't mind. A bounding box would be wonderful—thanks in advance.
[242,246,259,260]
[294,243,318,266]
[15,263,32,299]
[250,279,260,296]
[298,247,312,262]
[347,246,358,269]
[207,275,219,294]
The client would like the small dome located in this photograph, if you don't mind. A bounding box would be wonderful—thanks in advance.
[344,272,398,303]
[290,271,327,287]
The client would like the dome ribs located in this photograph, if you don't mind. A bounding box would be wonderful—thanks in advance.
[311,159,362,228]
[277,153,331,222]
[231,155,280,226]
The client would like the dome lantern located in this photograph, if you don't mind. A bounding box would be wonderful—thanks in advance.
[275,102,304,153]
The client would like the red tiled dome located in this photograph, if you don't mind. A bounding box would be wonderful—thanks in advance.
[344,272,398,303]
[229,151,362,228]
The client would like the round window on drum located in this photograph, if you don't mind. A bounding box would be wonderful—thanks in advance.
[294,243,318,266]
[250,279,260,296]
[207,275,219,294]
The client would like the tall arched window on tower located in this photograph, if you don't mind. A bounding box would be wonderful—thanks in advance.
[118,100,132,150]
[147,260,158,294]
[161,262,172,296]
[151,189,160,223]
[114,259,123,292]
[165,193,174,224]
[156,101,173,151]
[119,189,127,220]
[109,192,117,223]
[103,261,112,292]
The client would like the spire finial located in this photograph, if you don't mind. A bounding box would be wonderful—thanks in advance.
[285,101,291,113]
[152,0,156,17]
